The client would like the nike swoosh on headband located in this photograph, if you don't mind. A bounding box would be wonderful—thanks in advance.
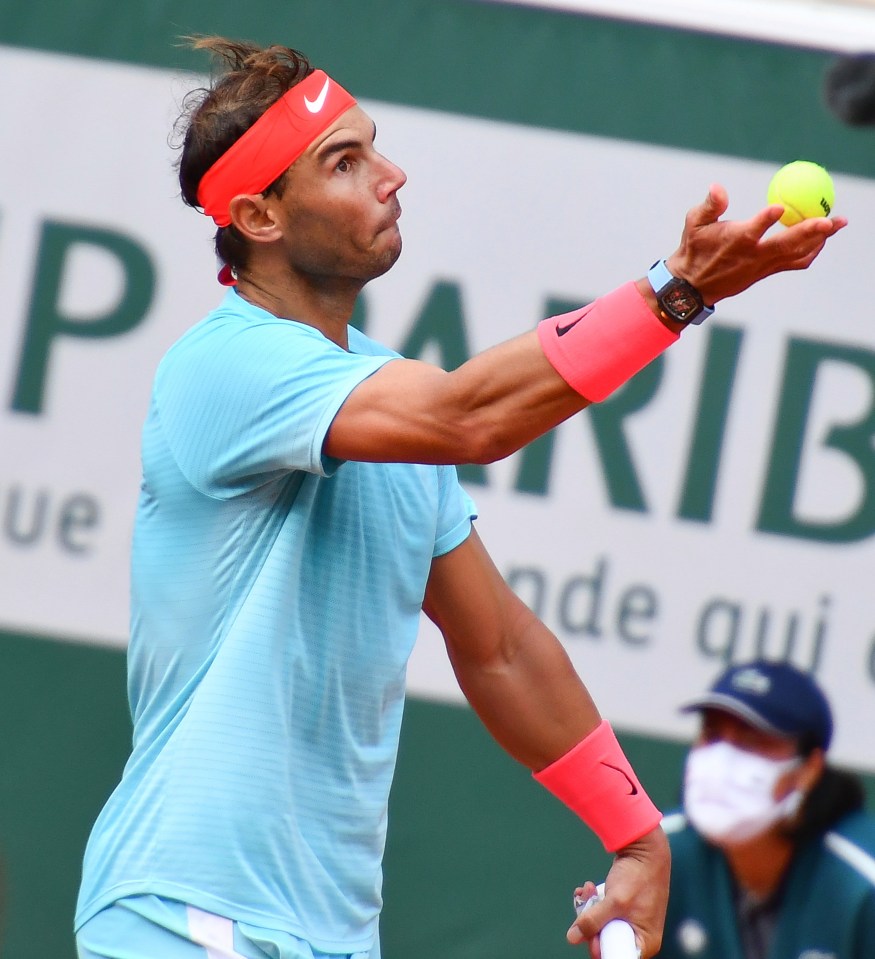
[304,78,330,113]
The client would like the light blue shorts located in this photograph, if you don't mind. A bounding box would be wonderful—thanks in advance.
[76,895,379,959]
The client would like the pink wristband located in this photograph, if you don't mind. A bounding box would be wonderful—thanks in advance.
[533,720,662,852]
[537,281,679,402]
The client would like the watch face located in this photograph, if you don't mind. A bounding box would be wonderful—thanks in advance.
[662,281,702,322]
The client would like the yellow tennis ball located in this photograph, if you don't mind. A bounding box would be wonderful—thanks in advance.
[767,160,835,227]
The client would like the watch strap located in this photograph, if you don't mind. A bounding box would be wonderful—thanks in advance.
[647,260,714,325]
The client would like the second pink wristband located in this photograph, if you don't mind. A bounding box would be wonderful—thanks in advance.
[533,720,662,852]
[537,281,679,402]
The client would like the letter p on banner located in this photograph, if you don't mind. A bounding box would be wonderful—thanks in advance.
[11,220,156,414]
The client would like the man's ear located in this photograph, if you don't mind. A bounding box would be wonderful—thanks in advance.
[775,748,824,802]
[796,748,826,794]
[227,194,283,244]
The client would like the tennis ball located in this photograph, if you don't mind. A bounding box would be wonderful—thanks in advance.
[767,160,835,226]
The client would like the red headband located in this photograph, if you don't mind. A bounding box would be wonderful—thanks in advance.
[197,69,357,228]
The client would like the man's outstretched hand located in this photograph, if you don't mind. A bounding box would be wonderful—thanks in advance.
[665,183,847,307]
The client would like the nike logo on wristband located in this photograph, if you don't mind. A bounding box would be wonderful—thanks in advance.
[304,78,331,113]
[600,761,639,795]
[555,316,583,337]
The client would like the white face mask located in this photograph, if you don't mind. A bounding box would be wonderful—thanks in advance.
[683,740,803,845]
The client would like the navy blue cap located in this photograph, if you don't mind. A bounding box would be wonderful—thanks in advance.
[681,660,833,750]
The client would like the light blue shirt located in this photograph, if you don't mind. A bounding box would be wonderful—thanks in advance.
[76,290,476,953]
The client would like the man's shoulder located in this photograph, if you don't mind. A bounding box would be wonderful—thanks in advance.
[162,293,268,352]
[160,295,329,375]
[829,809,875,844]
[661,810,689,836]
[347,325,400,359]
[661,811,708,858]
[823,810,875,888]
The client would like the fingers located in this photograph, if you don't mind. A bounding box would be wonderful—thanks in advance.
[568,881,599,945]
[762,214,847,270]
[685,183,729,230]
[776,214,847,237]
[568,892,608,955]
[787,214,848,236]
[707,183,729,219]
[748,203,787,238]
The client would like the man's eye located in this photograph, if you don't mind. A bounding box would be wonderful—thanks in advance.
[336,158,351,173]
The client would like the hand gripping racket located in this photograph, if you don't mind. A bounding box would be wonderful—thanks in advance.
[573,883,640,959]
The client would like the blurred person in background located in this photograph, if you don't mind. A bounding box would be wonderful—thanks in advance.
[661,659,875,959]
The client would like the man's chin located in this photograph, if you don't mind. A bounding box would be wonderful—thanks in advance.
[370,237,403,278]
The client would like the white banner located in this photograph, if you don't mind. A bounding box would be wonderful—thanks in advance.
[3,47,875,768]
[486,0,875,50]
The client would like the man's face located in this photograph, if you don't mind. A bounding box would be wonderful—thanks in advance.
[696,709,797,761]
[270,105,407,284]
[684,710,810,847]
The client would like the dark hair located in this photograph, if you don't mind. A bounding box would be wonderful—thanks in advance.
[786,763,866,841]
[172,37,314,275]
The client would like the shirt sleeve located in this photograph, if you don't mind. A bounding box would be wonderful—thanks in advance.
[433,464,478,558]
[154,318,394,498]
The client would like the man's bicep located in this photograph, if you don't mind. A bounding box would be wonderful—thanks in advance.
[324,357,458,463]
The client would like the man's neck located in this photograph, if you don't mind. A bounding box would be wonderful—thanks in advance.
[234,271,363,350]
[722,833,795,900]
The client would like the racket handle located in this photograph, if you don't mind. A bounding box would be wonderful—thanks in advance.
[600,919,638,959]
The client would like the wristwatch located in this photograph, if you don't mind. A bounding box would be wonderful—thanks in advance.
[647,259,714,326]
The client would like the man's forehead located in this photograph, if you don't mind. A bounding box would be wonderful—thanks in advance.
[309,105,374,153]
[702,708,791,743]
[702,708,755,729]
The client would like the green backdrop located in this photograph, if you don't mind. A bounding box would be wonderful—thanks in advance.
[0,628,870,958]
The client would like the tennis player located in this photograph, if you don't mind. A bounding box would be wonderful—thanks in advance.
[74,37,845,959]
